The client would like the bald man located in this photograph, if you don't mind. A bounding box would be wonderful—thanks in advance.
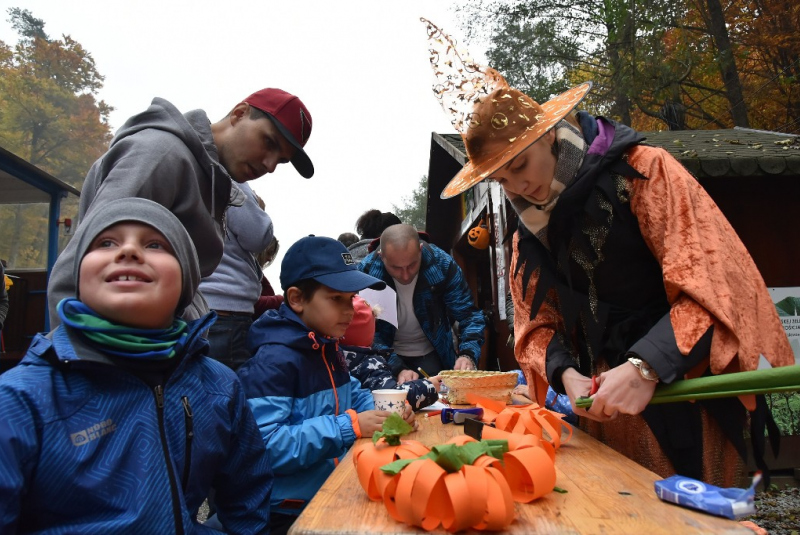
[359,224,486,384]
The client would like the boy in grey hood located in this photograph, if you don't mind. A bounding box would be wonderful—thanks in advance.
[48,88,314,327]
[1,198,273,534]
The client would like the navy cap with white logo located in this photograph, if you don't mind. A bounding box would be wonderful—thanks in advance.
[280,235,386,292]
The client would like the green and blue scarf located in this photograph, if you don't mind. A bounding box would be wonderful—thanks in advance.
[57,298,189,360]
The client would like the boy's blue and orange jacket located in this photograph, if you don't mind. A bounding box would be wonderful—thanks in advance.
[0,315,272,535]
[240,304,374,515]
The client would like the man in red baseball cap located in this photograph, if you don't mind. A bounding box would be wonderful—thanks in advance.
[48,87,315,328]
[213,88,314,181]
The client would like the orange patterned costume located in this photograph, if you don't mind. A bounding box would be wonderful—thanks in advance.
[511,119,792,485]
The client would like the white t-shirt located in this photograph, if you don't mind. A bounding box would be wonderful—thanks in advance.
[392,274,435,357]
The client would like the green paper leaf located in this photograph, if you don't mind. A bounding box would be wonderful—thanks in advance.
[430,444,465,472]
[379,439,510,475]
[380,454,433,476]
[372,413,413,446]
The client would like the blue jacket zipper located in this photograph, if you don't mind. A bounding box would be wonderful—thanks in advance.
[181,396,194,491]
[154,385,185,535]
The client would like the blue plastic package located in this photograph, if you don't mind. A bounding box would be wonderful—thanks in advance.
[654,472,761,519]
[545,386,577,425]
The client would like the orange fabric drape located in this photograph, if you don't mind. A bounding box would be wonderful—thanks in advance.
[510,145,793,404]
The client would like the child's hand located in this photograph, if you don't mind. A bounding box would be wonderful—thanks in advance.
[401,402,418,430]
[357,410,390,436]
[426,375,442,393]
[397,369,419,385]
[512,383,531,398]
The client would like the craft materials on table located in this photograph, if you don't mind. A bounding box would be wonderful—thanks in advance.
[438,370,519,404]
[655,472,762,520]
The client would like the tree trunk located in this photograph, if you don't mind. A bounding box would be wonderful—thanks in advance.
[606,5,634,126]
[705,0,750,127]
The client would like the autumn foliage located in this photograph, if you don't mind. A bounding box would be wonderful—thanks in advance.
[0,8,112,269]
[460,0,800,133]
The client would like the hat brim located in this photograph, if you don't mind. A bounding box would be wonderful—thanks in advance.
[314,270,386,293]
[440,82,593,199]
[265,114,315,179]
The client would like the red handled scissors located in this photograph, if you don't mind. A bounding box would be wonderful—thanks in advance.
[589,375,600,396]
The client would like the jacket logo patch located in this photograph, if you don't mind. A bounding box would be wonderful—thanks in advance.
[341,253,354,265]
[70,419,117,446]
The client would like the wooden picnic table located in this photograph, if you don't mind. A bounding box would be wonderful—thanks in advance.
[289,410,750,534]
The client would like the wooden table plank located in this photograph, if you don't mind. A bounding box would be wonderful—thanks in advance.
[290,415,750,534]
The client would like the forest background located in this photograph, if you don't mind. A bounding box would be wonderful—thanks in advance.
[1,1,798,269]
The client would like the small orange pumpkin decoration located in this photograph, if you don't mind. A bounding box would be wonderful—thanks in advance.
[371,435,556,532]
[467,393,573,449]
[352,438,430,500]
[467,218,490,249]
[353,434,557,532]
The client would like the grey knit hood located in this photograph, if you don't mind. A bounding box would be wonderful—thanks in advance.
[71,198,200,315]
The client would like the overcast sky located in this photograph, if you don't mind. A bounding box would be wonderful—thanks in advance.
[1,0,484,282]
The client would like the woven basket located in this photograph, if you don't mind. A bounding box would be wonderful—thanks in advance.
[439,370,519,405]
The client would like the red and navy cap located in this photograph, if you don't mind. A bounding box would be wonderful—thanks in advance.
[243,88,314,178]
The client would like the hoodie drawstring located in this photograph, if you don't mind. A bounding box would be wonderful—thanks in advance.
[307,332,320,350]
[210,164,216,223]
[314,335,340,417]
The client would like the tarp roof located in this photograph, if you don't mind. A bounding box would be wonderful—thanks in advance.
[0,146,80,204]
[435,127,800,179]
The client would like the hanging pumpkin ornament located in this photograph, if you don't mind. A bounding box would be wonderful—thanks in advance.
[467,218,490,250]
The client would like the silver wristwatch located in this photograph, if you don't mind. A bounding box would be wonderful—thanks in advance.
[627,357,660,382]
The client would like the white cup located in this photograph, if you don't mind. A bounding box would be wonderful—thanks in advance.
[372,389,407,415]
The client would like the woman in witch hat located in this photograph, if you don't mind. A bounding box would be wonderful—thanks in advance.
[421,18,792,486]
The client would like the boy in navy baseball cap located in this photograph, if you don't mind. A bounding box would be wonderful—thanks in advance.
[238,236,415,535]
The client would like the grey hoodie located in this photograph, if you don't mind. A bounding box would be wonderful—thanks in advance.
[48,97,243,327]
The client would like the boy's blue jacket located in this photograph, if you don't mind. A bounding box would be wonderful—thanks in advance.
[359,242,486,374]
[0,314,272,535]
[239,304,374,515]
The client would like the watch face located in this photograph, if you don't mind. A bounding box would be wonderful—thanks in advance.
[629,357,658,381]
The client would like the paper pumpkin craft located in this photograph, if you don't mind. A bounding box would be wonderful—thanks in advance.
[353,438,431,501]
[467,393,573,449]
[354,434,557,532]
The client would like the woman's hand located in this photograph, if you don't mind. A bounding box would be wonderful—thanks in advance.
[561,368,613,422]
[591,362,657,417]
